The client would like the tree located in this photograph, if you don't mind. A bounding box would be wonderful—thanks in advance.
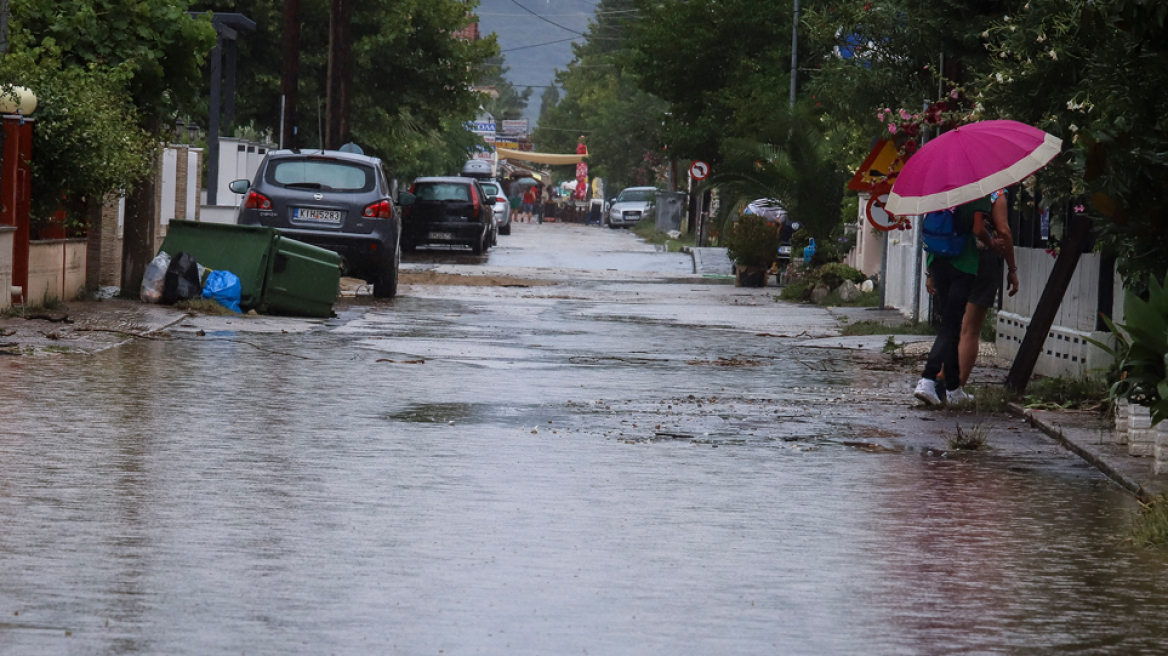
[715,108,847,263]
[0,51,152,224]
[625,0,797,163]
[10,0,216,124]
[535,0,668,189]
[985,0,1168,291]
[478,55,533,122]
[191,0,497,178]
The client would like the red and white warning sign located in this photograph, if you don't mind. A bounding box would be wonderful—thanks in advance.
[689,161,710,180]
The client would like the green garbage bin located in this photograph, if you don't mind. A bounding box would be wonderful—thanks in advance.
[264,234,342,318]
[159,220,342,317]
[160,220,276,311]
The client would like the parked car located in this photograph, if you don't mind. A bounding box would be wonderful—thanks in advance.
[231,149,413,299]
[403,177,499,254]
[607,187,658,228]
[478,180,511,235]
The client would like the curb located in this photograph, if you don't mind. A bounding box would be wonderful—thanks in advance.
[1007,402,1154,501]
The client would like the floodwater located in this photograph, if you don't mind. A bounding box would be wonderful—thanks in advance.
[3,229,1168,654]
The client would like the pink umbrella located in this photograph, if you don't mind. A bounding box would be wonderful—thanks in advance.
[885,120,1062,216]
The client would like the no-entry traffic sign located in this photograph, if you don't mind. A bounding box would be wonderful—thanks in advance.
[689,161,710,180]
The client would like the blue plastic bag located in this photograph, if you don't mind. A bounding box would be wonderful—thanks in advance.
[202,270,243,313]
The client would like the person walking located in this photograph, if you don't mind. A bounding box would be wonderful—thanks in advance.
[914,197,994,406]
[957,188,1019,388]
[521,186,538,223]
[509,183,522,223]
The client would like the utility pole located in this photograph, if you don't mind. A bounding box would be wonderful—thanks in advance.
[789,0,799,108]
[325,0,352,149]
[281,0,301,150]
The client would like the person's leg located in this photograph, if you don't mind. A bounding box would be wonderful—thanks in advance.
[938,272,975,391]
[959,303,989,387]
[922,263,955,382]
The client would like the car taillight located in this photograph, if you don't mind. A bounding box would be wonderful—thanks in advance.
[363,200,391,218]
[470,185,480,219]
[244,190,272,210]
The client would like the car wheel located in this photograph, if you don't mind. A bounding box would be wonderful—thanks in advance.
[491,227,498,247]
[401,239,417,253]
[499,223,511,236]
[373,241,400,299]
[471,231,484,255]
[608,222,620,229]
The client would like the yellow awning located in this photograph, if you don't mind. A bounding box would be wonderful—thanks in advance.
[497,147,588,165]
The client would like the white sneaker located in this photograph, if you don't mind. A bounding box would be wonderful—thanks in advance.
[947,387,974,404]
[914,378,942,406]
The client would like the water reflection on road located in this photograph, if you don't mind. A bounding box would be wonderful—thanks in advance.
[1,289,1166,654]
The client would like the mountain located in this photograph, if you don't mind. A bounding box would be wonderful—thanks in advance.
[475,0,598,129]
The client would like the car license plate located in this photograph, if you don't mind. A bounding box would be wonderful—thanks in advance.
[779,245,792,255]
[430,232,453,241]
[295,208,341,222]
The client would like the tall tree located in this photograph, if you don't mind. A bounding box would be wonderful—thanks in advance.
[535,0,668,189]
[478,55,533,122]
[192,0,496,178]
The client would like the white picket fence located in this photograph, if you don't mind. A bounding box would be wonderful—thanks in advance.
[878,233,1119,378]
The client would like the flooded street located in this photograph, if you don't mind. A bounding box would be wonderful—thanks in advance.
[2,224,1167,654]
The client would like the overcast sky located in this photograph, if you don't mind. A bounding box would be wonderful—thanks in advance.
[475,0,599,127]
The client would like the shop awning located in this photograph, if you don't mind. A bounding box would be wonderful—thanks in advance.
[497,148,588,166]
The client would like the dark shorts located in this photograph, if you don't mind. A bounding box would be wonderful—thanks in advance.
[969,250,1002,308]
[521,203,534,213]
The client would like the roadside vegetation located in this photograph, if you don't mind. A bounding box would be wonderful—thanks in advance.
[632,218,694,253]
[840,320,936,337]
[1133,497,1168,549]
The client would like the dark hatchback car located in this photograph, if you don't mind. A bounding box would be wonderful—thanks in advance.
[403,177,498,254]
[232,150,414,298]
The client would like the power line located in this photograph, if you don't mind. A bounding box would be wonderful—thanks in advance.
[508,0,586,36]
[501,37,578,52]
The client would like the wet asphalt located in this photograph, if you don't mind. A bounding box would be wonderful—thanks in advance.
[2,223,1168,654]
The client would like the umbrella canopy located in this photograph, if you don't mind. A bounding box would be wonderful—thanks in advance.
[885,120,1062,215]
[512,177,539,189]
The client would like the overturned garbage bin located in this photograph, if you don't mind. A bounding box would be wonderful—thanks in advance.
[159,220,341,317]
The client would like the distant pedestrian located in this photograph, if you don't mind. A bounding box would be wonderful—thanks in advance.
[509,186,521,223]
[522,186,538,223]
[914,197,994,406]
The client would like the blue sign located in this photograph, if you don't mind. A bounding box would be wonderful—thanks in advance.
[469,121,496,133]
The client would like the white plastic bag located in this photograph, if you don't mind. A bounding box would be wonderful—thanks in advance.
[140,251,171,304]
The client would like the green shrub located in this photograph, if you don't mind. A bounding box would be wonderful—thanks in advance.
[724,214,781,268]
[780,280,815,302]
[817,263,866,289]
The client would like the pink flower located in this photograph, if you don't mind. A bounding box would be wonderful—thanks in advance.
[950,89,960,99]
[877,112,885,122]
[1074,204,1085,213]
[899,109,912,120]
[888,124,898,134]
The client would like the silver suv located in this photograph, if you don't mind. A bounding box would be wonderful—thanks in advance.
[231,150,415,298]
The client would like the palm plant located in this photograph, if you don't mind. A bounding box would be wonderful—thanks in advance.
[713,107,847,265]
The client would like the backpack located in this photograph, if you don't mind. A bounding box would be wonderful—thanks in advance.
[921,208,973,257]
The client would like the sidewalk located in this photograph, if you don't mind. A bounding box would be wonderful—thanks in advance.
[1011,403,1168,500]
[688,247,733,276]
[0,299,188,356]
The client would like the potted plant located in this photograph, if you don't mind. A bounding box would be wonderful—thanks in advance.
[724,213,780,287]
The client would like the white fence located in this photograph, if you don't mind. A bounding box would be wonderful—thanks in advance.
[201,137,272,224]
[876,233,1119,378]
